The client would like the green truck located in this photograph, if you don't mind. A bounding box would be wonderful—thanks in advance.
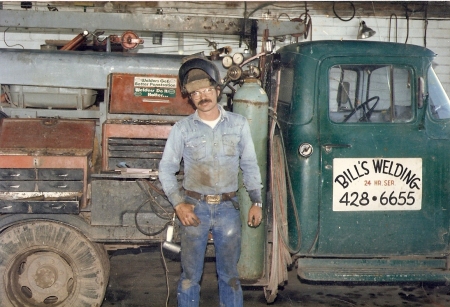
[275,40,450,285]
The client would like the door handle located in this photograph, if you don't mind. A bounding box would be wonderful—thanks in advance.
[322,143,351,153]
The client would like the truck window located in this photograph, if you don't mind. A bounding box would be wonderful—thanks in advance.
[329,65,412,123]
[428,67,450,120]
[277,65,313,125]
[278,67,294,104]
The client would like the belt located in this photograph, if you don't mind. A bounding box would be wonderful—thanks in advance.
[185,190,236,205]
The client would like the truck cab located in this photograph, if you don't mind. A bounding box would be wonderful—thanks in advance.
[276,40,450,281]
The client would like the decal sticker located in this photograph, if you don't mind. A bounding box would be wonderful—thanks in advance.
[333,158,422,211]
[134,77,177,98]
[134,77,177,88]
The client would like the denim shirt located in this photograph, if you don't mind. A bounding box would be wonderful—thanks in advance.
[159,105,262,207]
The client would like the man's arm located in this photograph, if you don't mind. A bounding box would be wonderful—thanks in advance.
[158,124,200,227]
[158,124,185,207]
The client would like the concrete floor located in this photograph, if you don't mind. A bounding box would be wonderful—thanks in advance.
[102,247,450,307]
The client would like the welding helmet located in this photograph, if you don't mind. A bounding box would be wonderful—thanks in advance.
[179,57,221,95]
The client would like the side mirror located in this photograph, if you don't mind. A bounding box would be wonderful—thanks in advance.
[418,77,425,109]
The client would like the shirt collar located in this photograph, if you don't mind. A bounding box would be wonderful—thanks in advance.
[193,104,229,123]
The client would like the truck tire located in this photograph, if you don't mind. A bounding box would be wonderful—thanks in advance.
[0,220,110,307]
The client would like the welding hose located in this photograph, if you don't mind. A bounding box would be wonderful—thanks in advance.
[134,200,172,237]
[269,115,302,254]
[267,68,301,254]
[134,179,174,236]
[264,69,301,302]
[136,179,173,221]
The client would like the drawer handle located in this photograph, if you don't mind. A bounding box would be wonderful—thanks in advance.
[10,174,21,177]
[58,174,69,177]
[57,185,68,188]
[9,185,20,189]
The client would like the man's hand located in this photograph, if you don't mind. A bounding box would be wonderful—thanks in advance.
[247,205,263,227]
[175,203,200,226]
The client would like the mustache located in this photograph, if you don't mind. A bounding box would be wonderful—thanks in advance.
[198,99,212,105]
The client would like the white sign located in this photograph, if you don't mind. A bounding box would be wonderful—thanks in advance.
[333,158,422,211]
[134,77,177,88]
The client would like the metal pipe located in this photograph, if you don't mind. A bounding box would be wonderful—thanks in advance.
[60,30,89,51]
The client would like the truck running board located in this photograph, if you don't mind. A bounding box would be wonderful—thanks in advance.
[297,258,450,282]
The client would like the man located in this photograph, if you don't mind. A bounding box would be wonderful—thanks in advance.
[158,57,263,307]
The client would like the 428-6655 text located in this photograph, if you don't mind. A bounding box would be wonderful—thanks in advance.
[339,191,416,207]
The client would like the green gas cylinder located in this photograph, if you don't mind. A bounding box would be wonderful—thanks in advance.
[232,77,268,280]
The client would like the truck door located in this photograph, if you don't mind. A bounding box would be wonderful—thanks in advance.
[318,59,450,256]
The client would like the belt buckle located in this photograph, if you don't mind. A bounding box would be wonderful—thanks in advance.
[205,194,221,204]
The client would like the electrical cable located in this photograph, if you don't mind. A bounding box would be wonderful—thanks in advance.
[332,2,355,22]
[269,114,302,254]
[264,67,302,302]
[142,178,171,201]
[299,12,313,41]
[271,3,308,10]
[160,240,171,307]
[371,2,382,45]
[246,1,275,18]
[276,7,312,42]
[240,51,266,67]
[424,2,428,47]
[388,14,398,43]
[276,12,291,21]
[267,65,301,254]
[140,40,242,52]
[403,4,410,44]
[302,2,312,41]
[3,27,25,49]
[136,179,173,220]
[134,199,172,236]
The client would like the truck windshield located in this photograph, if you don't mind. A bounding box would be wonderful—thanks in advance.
[329,64,412,123]
[428,67,450,120]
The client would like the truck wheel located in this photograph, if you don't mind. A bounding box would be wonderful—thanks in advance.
[0,221,109,307]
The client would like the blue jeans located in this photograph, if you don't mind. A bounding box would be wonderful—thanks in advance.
[177,197,243,307]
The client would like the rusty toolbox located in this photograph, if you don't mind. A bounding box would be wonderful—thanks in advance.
[0,118,95,211]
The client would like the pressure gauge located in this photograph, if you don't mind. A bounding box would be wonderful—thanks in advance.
[227,65,243,81]
[232,53,244,65]
[222,56,233,68]
[250,65,261,78]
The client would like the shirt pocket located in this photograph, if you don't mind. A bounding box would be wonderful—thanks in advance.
[185,135,206,161]
[222,134,240,156]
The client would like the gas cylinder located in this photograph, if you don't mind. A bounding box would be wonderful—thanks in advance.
[232,77,269,280]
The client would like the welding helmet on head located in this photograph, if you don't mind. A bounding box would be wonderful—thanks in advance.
[178,57,221,95]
